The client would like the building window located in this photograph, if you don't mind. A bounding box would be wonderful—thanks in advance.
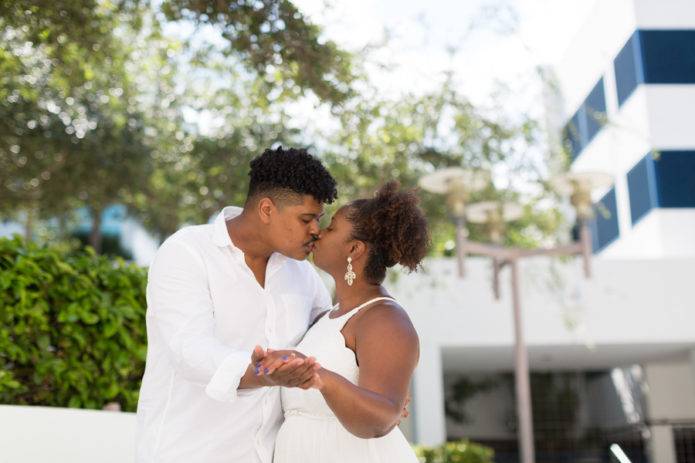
[641,30,695,84]
[614,31,643,107]
[591,187,619,253]
[627,151,695,224]
[585,78,607,144]
[562,112,582,161]
[562,78,606,162]
[627,154,658,225]
[614,30,695,107]
[654,150,695,207]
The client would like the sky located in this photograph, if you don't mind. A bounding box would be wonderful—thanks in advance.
[281,0,600,197]
[291,0,598,108]
[175,0,602,143]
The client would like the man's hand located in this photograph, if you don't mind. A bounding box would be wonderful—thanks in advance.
[397,390,412,425]
[252,347,321,389]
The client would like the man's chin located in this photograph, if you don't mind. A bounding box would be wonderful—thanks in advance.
[286,250,310,261]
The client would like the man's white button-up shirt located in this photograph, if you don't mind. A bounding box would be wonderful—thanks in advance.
[135,206,331,463]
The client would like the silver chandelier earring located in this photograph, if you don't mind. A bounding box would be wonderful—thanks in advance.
[344,257,356,286]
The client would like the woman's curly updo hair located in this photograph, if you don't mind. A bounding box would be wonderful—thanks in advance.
[247,146,338,205]
[347,181,431,284]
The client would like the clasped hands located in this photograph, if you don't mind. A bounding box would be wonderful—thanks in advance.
[250,346,411,424]
[251,345,322,389]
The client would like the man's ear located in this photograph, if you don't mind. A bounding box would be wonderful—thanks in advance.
[257,197,275,225]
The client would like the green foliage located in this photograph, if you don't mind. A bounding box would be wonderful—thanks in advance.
[413,439,495,463]
[0,235,147,411]
[0,0,154,250]
[161,0,355,105]
[0,0,355,245]
[319,74,566,252]
[0,0,567,255]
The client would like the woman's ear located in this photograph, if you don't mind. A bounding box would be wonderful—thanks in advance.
[257,197,274,225]
[349,240,368,262]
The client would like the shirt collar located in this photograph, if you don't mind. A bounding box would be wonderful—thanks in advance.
[212,206,242,248]
[211,206,290,269]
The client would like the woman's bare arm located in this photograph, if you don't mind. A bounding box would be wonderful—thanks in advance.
[313,304,419,438]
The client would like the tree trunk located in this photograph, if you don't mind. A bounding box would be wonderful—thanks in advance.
[89,209,102,253]
[24,207,34,240]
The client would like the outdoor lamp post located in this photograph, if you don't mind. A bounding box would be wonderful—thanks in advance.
[419,168,613,463]
[419,168,490,276]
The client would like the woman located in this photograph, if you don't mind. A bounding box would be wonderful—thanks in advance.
[256,181,430,462]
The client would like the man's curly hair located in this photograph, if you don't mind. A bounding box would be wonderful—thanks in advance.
[247,146,338,205]
[347,181,431,284]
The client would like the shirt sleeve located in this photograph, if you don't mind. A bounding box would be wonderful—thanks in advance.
[146,236,252,403]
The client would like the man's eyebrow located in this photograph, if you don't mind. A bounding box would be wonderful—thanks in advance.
[301,212,325,219]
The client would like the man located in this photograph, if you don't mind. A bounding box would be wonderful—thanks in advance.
[135,146,338,462]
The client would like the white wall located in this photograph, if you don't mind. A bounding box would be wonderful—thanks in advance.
[0,406,135,463]
[634,0,695,28]
[390,256,695,444]
[393,257,695,354]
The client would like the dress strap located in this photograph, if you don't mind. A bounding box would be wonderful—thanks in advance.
[332,296,396,329]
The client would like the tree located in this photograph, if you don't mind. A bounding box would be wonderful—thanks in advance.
[316,73,565,253]
[161,0,356,106]
[0,0,151,251]
[1,0,565,256]
[0,0,357,251]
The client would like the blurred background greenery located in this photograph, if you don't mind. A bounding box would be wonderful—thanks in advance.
[0,0,570,258]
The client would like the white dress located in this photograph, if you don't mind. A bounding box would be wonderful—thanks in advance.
[273,296,419,463]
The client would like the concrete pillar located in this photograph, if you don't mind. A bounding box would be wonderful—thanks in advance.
[642,362,680,463]
[646,425,677,463]
[412,344,446,445]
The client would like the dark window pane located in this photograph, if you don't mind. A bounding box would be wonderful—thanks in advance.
[654,150,695,207]
[641,30,695,84]
[563,112,583,161]
[614,31,642,107]
[592,188,619,252]
[584,77,606,142]
[627,154,658,225]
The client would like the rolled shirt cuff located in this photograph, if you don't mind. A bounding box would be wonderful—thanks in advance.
[205,350,253,402]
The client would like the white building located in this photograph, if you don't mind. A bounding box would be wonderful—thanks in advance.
[395,1,695,462]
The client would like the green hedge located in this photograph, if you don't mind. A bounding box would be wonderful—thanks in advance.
[413,439,495,463]
[0,235,147,411]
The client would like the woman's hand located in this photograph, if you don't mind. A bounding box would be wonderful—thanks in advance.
[251,346,321,389]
